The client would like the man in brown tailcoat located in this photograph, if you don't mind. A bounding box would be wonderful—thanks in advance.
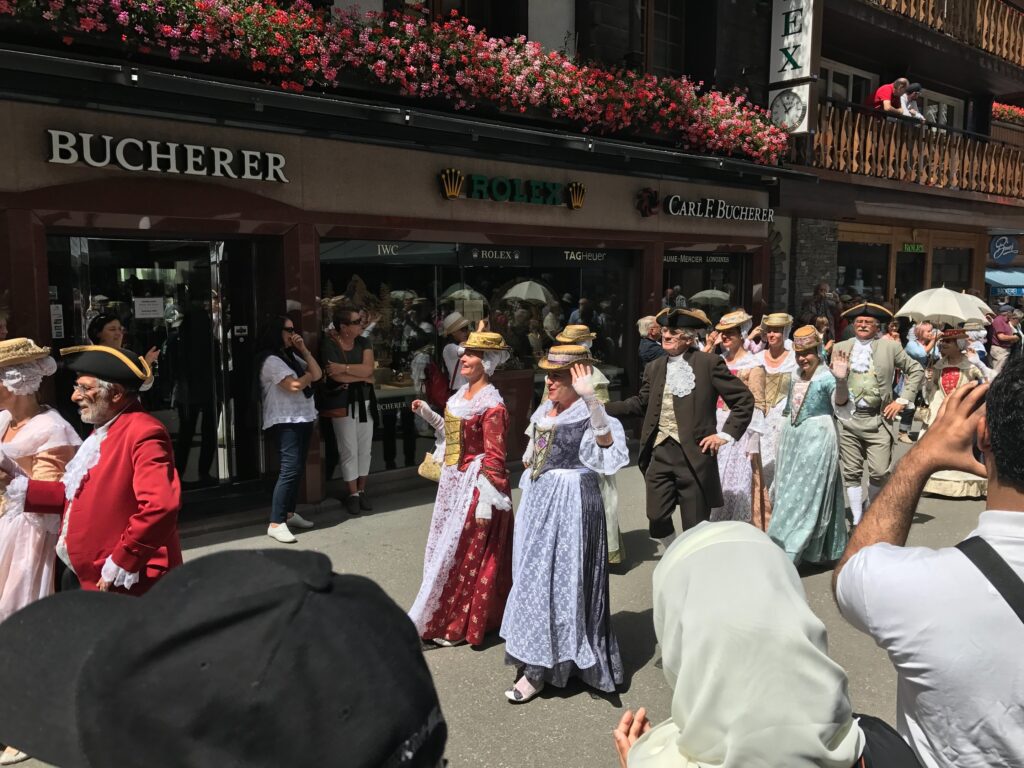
[607,309,754,540]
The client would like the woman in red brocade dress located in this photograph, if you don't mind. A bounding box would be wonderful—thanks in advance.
[409,331,514,647]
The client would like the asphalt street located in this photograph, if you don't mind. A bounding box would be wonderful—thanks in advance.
[23,445,984,768]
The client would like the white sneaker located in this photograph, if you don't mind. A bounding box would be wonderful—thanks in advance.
[287,512,314,529]
[267,523,297,543]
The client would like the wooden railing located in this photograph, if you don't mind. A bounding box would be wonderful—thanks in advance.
[790,101,1024,198]
[868,0,1024,69]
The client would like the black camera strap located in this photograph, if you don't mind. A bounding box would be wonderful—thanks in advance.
[956,537,1024,627]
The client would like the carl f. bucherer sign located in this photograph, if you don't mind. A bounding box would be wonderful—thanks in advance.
[46,129,290,183]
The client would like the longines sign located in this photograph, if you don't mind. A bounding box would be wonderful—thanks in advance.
[46,129,290,183]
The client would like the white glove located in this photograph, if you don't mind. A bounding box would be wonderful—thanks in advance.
[582,394,611,437]
[101,555,140,592]
[413,401,444,432]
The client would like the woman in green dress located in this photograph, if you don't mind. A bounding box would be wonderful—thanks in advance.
[767,326,849,565]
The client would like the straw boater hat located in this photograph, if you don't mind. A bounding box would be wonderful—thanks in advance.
[0,338,50,369]
[841,302,893,322]
[59,345,153,388]
[555,324,596,344]
[441,311,470,337]
[538,344,597,371]
[656,308,709,329]
[715,310,753,332]
[760,312,794,329]
[939,327,968,341]
[791,325,822,353]
[459,331,510,353]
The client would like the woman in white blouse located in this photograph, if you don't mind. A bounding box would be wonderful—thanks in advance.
[257,316,322,544]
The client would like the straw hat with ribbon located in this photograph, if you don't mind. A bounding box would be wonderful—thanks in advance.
[459,331,510,353]
[538,345,597,371]
[555,324,596,344]
[0,339,51,369]
[441,311,470,337]
[715,310,754,332]
[760,312,794,331]
[791,325,823,353]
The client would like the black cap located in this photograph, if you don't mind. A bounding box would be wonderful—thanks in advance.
[657,308,710,329]
[841,302,893,323]
[0,550,446,768]
[60,345,152,387]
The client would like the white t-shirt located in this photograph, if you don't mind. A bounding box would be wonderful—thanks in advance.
[837,510,1024,768]
[260,355,317,428]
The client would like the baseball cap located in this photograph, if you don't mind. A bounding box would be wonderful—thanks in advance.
[0,550,446,768]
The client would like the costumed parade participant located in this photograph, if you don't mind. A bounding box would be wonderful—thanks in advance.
[0,346,182,594]
[830,304,923,524]
[767,327,848,565]
[0,340,81,767]
[709,311,771,530]
[555,324,623,564]
[753,313,798,495]
[501,346,627,703]
[606,309,753,542]
[920,328,991,498]
[409,330,513,648]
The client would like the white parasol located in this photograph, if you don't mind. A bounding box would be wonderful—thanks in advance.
[957,291,994,318]
[895,286,989,327]
[502,281,555,305]
[689,289,731,305]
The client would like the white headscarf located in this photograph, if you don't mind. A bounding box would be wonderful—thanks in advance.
[628,522,864,768]
[0,357,57,396]
[456,347,510,376]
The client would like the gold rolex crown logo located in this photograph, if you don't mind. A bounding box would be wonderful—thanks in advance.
[439,168,465,200]
[566,181,586,210]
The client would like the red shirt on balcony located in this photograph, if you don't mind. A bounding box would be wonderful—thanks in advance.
[873,79,909,115]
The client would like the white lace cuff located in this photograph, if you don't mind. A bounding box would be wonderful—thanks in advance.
[747,432,761,454]
[101,555,140,592]
[3,475,29,519]
[715,432,735,443]
[895,397,910,406]
[474,474,511,521]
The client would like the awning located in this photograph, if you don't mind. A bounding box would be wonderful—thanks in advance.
[985,268,1024,292]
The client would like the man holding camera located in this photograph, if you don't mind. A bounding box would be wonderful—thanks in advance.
[800,282,838,340]
[833,352,1024,768]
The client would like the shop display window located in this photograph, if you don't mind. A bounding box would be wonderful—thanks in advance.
[837,243,889,302]
[931,247,972,292]
[319,240,635,476]
[894,251,926,308]
[662,250,749,324]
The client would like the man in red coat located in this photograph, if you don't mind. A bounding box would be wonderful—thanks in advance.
[0,345,181,594]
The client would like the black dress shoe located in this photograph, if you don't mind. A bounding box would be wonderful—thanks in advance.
[358,494,373,512]
[345,495,362,516]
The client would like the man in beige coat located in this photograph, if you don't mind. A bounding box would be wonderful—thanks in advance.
[830,303,924,524]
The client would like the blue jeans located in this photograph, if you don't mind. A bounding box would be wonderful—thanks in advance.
[268,421,314,524]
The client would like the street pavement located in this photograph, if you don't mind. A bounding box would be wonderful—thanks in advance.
[23,445,984,767]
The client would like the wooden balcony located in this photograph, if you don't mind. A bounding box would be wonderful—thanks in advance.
[867,0,1024,69]
[790,101,1024,198]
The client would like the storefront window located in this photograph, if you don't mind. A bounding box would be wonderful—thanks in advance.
[319,240,635,476]
[932,247,972,291]
[894,251,926,308]
[837,243,889,302]
[662,250,749,324]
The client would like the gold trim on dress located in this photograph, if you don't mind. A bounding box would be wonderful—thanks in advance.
[443,410,462,467]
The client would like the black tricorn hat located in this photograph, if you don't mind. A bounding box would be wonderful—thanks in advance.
[841,302,893,323]
[657,307,710,330]
[60,345,152,387]
[0,550,447,768]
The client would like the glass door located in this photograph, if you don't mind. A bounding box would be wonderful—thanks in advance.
[47,236,259,488]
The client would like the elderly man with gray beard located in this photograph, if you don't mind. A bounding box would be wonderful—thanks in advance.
[0,345,181,594]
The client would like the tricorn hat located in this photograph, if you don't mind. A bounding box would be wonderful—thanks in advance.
[841,302,893,323]
[555,324,596,344]
[538,344,597,371]
[0,338,51,369]
[656,308,709,330]
[60,345,152,388]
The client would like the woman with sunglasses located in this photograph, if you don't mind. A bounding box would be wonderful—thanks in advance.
[256,316,322,544]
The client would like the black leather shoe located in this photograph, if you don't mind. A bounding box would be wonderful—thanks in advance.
[345,495,361,516]
[358,494,373,512]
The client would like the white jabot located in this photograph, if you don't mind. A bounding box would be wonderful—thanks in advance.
[850,339,874,373]
[665,354,696,399]
[628,521,864,768]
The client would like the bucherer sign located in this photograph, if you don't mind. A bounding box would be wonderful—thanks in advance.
[46,129,289,183]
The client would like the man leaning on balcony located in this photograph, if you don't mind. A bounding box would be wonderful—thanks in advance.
[873,78,909,116]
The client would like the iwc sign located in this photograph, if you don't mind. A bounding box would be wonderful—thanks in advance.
[439,168,585,210]
[636,189,774,222]
[46,129,290,182]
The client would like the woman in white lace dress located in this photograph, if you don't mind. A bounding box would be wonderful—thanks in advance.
[710,311,770,529]
[0,339,80,764]
[754,313,797,495]
[409,331,513,648]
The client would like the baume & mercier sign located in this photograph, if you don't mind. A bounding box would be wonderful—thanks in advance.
[636,188,773,222]
[46,129,289,183]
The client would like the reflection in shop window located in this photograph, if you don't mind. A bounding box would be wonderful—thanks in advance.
[837,243,889,304]
[662,251,749,324]
[931,247,971,292]
[318,240,635,477]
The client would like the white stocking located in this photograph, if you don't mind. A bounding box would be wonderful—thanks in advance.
[846,486,864,525]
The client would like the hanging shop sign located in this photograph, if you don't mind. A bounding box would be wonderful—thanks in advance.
[457,245,533,266]
[46,129,290,183]
[636,188,774,223]
[439,168,585,210]
[770,0,817,83]
[533,247,632,268]
[989,235,1022,266]
[901,242,926,253]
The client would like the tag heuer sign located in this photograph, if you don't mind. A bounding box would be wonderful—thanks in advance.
[439,168,584,210]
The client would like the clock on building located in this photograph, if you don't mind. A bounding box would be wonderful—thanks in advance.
[769,88,808,133]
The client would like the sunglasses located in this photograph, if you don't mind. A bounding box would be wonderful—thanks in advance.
[282,326,297,333]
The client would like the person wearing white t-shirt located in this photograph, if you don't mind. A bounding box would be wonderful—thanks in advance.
[833,352,1024,768]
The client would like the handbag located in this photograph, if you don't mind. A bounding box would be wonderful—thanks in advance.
[417,452,442,483]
